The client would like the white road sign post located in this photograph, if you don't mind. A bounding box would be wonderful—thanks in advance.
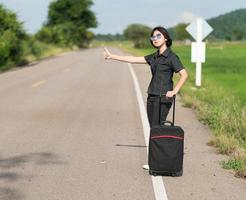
[186,18,213,87]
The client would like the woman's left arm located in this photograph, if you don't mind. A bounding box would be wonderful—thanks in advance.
[166,69,188,97]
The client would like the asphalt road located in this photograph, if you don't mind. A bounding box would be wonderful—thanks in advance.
[0,47,245,200]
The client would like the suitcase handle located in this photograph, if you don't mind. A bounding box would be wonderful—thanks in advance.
[159,95,176,126]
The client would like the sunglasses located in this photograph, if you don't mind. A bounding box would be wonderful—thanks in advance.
[150,33,162,41]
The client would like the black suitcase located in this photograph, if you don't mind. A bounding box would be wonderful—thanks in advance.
[148,95,184,177]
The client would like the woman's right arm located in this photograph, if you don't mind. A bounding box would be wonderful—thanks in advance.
[104,47,146,64]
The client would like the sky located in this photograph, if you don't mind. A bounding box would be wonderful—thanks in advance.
[0,0,246,34]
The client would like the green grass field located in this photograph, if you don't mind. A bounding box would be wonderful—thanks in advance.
[95,40,246,178]
[173,42,246,104]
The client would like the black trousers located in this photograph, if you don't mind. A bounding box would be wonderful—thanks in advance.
[147,95,172,128]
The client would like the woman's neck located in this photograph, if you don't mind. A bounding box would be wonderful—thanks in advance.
[158,45,167,55]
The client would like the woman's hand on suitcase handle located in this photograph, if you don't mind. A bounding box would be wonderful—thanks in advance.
[166,90,176,98]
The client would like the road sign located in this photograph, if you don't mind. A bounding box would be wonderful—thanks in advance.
[186,18,213,41]
[191,42,205,63]
[186,18,213,87]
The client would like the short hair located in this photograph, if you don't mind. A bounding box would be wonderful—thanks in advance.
[150,26,172,47]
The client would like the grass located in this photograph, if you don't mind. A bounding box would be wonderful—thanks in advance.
[94,40,246,178]
[25,44,77,64]
[173,42,246,104]
[0,43,77,72]
[221,156,246,178]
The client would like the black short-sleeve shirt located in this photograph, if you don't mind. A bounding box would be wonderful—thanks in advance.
[144,47,184,95]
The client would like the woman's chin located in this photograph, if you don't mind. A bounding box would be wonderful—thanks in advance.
[155,45,162,49]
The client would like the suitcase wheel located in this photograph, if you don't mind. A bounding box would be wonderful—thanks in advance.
[149,170,183,177]
[171,170,183,177]
[149,170,158,176]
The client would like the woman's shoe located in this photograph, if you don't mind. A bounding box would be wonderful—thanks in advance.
[142,164,150,170]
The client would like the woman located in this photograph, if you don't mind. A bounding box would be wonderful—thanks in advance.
[104,26,188,129]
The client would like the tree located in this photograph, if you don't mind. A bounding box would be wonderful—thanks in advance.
[123,24,152,48]
[95,33,124,41]
[173,23,190,40]
[233,29,244,40]
[0,4,28,67]
[41,0,97,47]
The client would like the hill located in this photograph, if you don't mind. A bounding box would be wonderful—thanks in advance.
[208,8,246,40]
[168,8,246,41]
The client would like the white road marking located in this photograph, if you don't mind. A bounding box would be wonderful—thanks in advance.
[32,80,46,88]
[63,68,71,73]
[128,63,169,200]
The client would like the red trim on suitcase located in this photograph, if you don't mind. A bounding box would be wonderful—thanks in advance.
[151,135,184,140]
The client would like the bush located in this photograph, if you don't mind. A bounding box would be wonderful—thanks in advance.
[36,23,85,47]
[0,4,28,70]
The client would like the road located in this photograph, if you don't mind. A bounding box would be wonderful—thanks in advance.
[0,47,245,200]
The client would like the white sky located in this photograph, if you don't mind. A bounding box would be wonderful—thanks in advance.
[0,0,246,34]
